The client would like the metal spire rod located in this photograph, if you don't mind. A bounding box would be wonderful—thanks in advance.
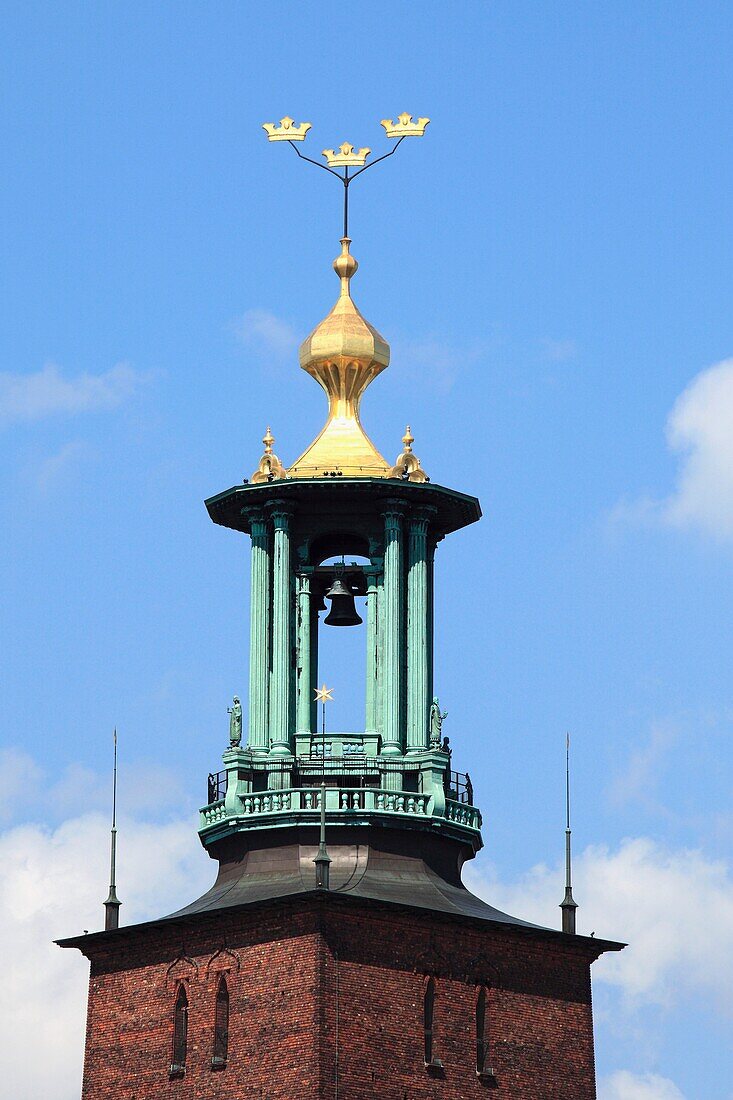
[104,728,121,931]
[286,137,405,238]
[263,114,429,238]
[314,782,332,891]
[560,732,578,934]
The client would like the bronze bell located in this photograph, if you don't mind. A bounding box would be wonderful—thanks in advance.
[324,575,362,627]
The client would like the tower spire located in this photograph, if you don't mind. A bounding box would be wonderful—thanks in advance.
[560,733,577,934]
[313,783,332,890]
[104,729,121,931]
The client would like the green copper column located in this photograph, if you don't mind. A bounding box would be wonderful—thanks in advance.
[407,511,432,752]
[246,509,270,753]
[296,570,312,737]
[426,535,438,710]
[364,565,380,736]
[269,505,293,757]
[381,505,404,758]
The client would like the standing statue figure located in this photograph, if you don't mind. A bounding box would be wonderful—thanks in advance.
[227,696,243,747]
[429,697,447,747]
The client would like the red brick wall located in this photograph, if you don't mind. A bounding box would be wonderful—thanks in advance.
[77,898,599,1100]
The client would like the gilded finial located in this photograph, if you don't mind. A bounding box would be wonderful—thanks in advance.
[262,117,312,142]
[388,425,428,483]
[333,238,358,296]
[251,426,286,483]
[322,143,371,168]
[380,113,430,139]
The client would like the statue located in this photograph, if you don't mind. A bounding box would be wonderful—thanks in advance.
[429,697,447,747]
[227,696,242,747]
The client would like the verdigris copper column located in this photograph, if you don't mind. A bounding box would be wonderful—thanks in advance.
[245,508,270,753]
[269,505,292,757]
[364,564,381,736]
[295,570,312,738]
[407,510,432,751]
[382,505,404,758]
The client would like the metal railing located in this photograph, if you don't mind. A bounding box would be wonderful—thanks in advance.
[444,769,473,805]
[207,771,226,804]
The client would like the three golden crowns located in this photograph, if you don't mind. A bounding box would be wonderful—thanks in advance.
[262,113,430,167]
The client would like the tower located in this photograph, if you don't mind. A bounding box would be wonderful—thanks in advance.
[59,116,623,1099]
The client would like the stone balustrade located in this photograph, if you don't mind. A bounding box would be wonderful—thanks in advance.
[444,799,482,830]
[200,787,478,833]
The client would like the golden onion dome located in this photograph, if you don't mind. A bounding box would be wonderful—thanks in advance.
[288,238,391,478]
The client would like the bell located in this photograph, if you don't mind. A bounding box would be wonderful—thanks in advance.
[324,575,363,627]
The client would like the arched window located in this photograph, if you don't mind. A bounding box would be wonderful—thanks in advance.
[170,983,188,1077]
[424,977,436,1066]
[212,975,229,1068]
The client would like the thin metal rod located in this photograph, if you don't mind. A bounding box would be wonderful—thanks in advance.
[110,728,118,885]
[112,727,118,832]
[347,135,406,181]
[104,728,121,930]
[287,140,343,181]
[287,135,408,238]
[565,732,571,888]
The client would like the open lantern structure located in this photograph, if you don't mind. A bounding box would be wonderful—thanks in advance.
[59,116,622,1100]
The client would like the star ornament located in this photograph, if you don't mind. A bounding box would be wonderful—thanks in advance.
[314,684,334,704]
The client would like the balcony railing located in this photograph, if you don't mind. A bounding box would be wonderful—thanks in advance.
[199,785,480,832]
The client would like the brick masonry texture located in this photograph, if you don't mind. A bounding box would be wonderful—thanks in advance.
[75,896,603,1100]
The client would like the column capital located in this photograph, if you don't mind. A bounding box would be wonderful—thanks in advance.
[267,500,293,530]
[408,505,437,535]
[382,499,406,531]
[240,506,268,537]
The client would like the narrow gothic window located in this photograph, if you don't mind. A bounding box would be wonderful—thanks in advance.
[424,977,436,1065]
[212,975,229,1068]
[170,983,188,1076]
[476,986,490,1073]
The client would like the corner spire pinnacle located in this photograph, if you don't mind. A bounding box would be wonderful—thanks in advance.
[104,728,121,931]
[313,783,332,890]
[560,733,578,934]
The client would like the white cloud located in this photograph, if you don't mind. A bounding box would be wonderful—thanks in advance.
[0,749,43,821]
[393,335,494,394]
[608,721,677,813]
[236,309,299,360]
[598,1070,686,1100]
[612,359,733,543]
[34,439,89,492]
[0,362,145,423]
[663,359,733,540]
[0,810,211,1100]
[0,749,188,826]
[465,836,733,1013]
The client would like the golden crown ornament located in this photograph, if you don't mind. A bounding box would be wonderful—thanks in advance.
[322,143,371,168]
[380,113,430,138]
[262,117,312,142]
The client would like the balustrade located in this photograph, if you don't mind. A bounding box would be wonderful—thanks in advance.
[201,787,480,831]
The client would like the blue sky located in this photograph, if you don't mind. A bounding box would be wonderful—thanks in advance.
[1,4,732,1099]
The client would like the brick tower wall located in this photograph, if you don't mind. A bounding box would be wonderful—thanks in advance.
[77,896,601,1100]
